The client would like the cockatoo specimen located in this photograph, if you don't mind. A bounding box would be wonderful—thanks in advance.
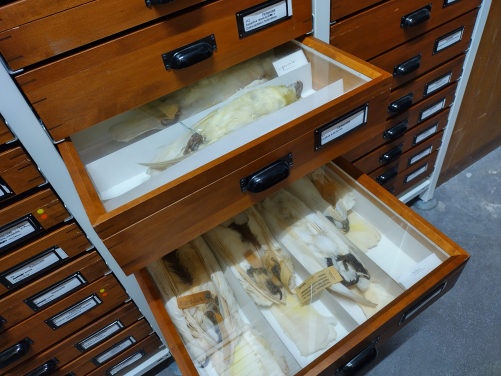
[141,81,303,176]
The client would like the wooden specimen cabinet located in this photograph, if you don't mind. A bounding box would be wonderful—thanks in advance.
[0,0,476,374]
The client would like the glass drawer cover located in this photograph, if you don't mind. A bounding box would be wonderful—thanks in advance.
[146,162,449,375]
[70,41,371,212]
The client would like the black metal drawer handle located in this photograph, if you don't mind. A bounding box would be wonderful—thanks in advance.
[240,154,292,193]
[379,144,404,163]
[376,165,399,185]
[162,35,217,70]
[145,0,175,7]
[394,54,421,76]
[0,338,33,369]
[384,120,408,140]
[399,282,447,325]
[25,358,59,376]
[401,5,432,27]
[388,93,414,113]
[336,340,379,376]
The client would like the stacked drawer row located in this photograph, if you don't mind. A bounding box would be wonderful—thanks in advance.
[0,129,161,376]
[333,0,480,195]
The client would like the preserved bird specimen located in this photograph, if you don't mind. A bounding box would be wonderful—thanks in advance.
[307,167,381,252]
[109,53,277,143]
[257,189,394,317]
[141,81,303,176]
[203,207,338,357]
[147,237,289,375]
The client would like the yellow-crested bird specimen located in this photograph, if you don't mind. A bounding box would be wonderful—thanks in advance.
[146,237,289,376]
[141,81,303,176]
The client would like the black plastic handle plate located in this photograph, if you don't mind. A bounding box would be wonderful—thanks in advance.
[384,119,409,140]
[24,358,59,376]
[388,93,414,113]
[240,154,292,193]
[0,338,33,369]
[337,342,378,376]
[376,165,399,185]
[401,5,432,27]
[145,0,175,7]
[394,54,421,76]
[379,144,404,163]
[162,35,217,70]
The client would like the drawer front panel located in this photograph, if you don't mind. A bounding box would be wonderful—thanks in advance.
[370,9,478,88]
[0,117,15,145]
[0,0,209,70]
[54,319,151,376]
[6,303,141,376]
[15,0,312,141]
[345,83,455,162]
[0,146,31,171]
[0,189,70,254]
[386,54,465,117]
[381,150,439,196]
[0,275,127,373]
[102,106,392,275]
[0,223,91,295]
[0,251,108,331]
[330,0,381,21]
[330,0,480,61]
[354,109,449,174]
[86,334,162,376]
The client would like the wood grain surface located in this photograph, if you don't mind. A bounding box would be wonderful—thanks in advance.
[0,117,15,145]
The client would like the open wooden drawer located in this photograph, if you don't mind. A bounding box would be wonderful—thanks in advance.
[58,36,392,272]
[134,159,469,376]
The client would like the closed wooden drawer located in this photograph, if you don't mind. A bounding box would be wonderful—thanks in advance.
[345,82,456,162]
[0,146,46,201]
[354,110,449,174]
[7,302,142,376]
[86,334,162,376]
[15,0,313,141]
[380,150,439,196]
[0,251,108,332]
[53,319,152,376]
[370,8,478,89]
[0,223,91,295]
[330,0,480,61]
[330,0,381,21]
[369,131,443,186]
[386,54,465,118]
[0,189,70,254]
[52,36,391,274]
[0,117,15,146]
[0,274,128,373]
[135,159,469,376]
[0,0,209,70]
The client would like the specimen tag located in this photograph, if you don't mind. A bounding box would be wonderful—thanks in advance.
[272,50,308,76]
[397,253,442,289]
[177,291,211,309]
[296,266,343,304]
[244,250,263,268]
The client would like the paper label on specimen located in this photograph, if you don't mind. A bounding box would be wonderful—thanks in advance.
[320,107,368,146]
[32,274,86,308]
[414,124,438,145]
[296,266,343,304]
[243,1,287,32]
[95,336,136,364]
[0,220,36,248]
[420,99,445,121]
[272,50,308,76]
[409,146,433,166]
[405,164,428,184]
[50,295,101,327]
[436,28,464,52]
[108,351,145,375]
[425,72,452,95]
[5,248,67,284]
[177,290,211,309]
[397,253,442,289]
[78,321,124,351]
